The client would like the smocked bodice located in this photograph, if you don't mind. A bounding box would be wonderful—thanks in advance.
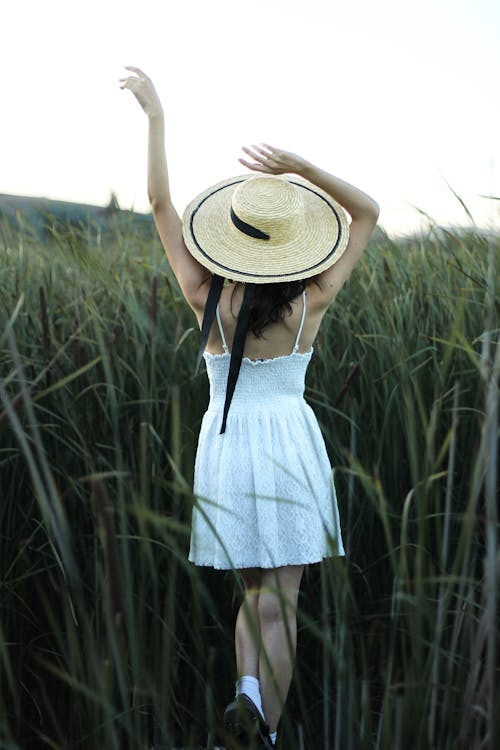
[203,348,313,414]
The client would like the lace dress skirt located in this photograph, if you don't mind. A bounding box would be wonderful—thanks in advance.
[188,348,346,569]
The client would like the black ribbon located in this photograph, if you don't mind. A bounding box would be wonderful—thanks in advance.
[230,206,270,240]
[195,274,224,375]
[196,275,255,434]
[220,282,255,434]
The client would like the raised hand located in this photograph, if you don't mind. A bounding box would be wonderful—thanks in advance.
[119,66,163,118]
[238,144,308,175]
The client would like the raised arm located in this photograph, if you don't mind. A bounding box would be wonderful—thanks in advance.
[119,67,211,311]
[239,144,379,307]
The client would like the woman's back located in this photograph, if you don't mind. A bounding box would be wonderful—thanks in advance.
[203,281,327,359]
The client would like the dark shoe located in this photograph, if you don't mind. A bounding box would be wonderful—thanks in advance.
[223,694,274,750]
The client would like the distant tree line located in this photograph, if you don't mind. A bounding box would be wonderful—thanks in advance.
[0,192,155,239]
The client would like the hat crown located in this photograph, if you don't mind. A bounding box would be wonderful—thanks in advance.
[231,176,303,241]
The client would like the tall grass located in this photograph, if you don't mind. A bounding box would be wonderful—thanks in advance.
[0,213,498,750]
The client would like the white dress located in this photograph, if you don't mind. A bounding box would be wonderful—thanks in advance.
[188,290,346,570]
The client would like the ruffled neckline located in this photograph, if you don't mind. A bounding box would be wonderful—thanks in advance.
[203,347,314,365]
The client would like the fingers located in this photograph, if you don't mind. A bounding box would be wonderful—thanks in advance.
[241,145,277,165]
[253,143,282,161]
[244,144,275,159]
[239,143,285,175]
[261,143,278,153]
[241,146,262,164]
[124,65,148,78]
[238,140,297,175]
[251,144,274,158]
[118,66,154,97]
[118,77,138,90]
[238,158,273,173]
[118,66,149,88]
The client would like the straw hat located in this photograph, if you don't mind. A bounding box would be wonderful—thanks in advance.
[182,174,350,283]
[184,173,351,433]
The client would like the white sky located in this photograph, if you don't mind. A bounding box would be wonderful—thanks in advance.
[1,0,499,236]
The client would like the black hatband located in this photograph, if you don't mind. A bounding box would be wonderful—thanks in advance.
[230,206,270,240]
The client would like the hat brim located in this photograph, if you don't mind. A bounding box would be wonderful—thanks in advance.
[182,174,350,283]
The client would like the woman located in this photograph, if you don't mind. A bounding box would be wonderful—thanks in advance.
[120,66,379,749]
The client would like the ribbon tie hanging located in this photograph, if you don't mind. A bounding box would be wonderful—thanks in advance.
[196,274,255,434]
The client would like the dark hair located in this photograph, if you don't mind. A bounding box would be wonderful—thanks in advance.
[231,280,306,338]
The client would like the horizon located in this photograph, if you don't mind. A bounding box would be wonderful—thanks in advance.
[3,189,499,243]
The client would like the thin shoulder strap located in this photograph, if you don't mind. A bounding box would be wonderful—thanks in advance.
[292,290,307,353]
[215,303,229,354]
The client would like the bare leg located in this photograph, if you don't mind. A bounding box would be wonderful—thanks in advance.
[258,565,304,733]
[235,567,263,677]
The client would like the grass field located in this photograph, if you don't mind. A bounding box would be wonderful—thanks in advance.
[0,212,498,750]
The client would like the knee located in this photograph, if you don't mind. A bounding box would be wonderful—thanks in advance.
[239,567,262,595]
[258,591,287,626]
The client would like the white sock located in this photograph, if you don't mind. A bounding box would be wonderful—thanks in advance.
[235,675,265,720]
[269,730,278,745]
